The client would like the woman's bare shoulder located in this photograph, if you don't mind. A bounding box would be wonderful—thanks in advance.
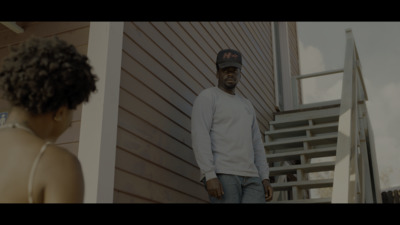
[42,144,82,171]
[37,144,84,203]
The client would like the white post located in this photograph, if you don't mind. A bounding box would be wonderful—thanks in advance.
[292,76,299,109]
[78,22,124,203]
[331,29,355,203]
[366,113,382,203]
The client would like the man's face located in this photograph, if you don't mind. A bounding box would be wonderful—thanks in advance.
[217,66,241,92]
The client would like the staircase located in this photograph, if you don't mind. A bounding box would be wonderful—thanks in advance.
[265,104,340,203]
[264,29,382,203]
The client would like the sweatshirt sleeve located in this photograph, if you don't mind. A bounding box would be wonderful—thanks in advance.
[191,90,217,181]
[250,105,270,181]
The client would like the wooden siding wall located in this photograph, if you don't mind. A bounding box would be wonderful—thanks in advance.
[114,21,277,203]
[0,22,90,156]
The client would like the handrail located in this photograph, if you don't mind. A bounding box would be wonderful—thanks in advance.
[292,68,344,109]
[295,68,344,80]
[330,29,380,203]
[331,29,358,202]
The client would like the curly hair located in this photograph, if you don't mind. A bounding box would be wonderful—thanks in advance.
[0,36,98,115]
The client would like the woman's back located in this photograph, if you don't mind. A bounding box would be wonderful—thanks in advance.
[0,36,97,203]
[0,126,84,203]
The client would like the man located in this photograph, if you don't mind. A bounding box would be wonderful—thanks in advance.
[191,49,273,203]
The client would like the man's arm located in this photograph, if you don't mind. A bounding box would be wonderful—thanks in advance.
[191,91,216,181]
[250,105,273,201]
[251,107,270,180]
[191,91,225,199]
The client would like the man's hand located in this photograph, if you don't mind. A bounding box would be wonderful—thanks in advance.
[262,179,273,202]
[206,178,224,199]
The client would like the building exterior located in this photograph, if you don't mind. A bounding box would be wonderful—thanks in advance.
[0,22,300,203]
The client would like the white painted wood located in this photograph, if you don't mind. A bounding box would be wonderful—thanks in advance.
[265,121,338,138]
[292,68,343,109]
[366,114,382,202]
[271,179,333,191]
[0,22,24,33]
[272,106,340,123]
[265,133,337,148]
[331,29,356,203]
[295,68,344,80]
[276,22,295,111]
[78,22,124,203]
[298,100,341,110]
[273,197,331,203]
[269,161,335,176]
[271,22,283,111]
[266,146,336,162]
[271,174,288,202]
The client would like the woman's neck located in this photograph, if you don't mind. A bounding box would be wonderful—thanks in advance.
[5,107,55,141]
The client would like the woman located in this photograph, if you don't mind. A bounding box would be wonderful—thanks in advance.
[0,36,97,203]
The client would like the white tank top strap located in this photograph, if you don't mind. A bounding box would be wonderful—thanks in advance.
[28,141,51,203]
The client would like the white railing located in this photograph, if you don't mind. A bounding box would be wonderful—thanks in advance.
[292,29,381,203]
[292,68,343,109]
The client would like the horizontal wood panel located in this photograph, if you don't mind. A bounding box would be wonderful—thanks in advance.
[119,88,192,149]
[115,147,208,201]
[123,22,197,104]
[120,69,190,131]
[113,190,155,203]
[121,51,193,118]
[114,169,207,203]
[117,127,200,181]
[117,108,197,167]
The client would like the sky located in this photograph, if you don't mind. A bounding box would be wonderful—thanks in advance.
[296,22,400,191]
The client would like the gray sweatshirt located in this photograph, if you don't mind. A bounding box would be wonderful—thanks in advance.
[191,87,270,182]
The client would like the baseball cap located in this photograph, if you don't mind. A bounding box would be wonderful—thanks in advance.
[216,49,242,70]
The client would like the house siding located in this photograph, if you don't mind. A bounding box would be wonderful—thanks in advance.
[114,22,279,203]
[0,22,90,156]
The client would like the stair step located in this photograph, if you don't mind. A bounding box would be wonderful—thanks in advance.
[266,122,338,140]
[272,198,331,204]
[269,161,335,176]
[271,179,334,191]
[266,146,336,163]
[272,106,340,124]
[271,115,339,130]
[265,133,338,150]
[273,111,339,123]
[265,121,339,138]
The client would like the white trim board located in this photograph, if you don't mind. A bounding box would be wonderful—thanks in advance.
[78,22,124,203]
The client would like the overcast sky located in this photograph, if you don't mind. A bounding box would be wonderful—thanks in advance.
[297,22,400,191]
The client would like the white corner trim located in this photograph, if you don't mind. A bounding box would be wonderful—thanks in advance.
[0,22,24,33]
[78,22,124,203]
[273,22,295,111]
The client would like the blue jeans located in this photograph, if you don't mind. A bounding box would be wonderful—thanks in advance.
[203,174,266,203]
